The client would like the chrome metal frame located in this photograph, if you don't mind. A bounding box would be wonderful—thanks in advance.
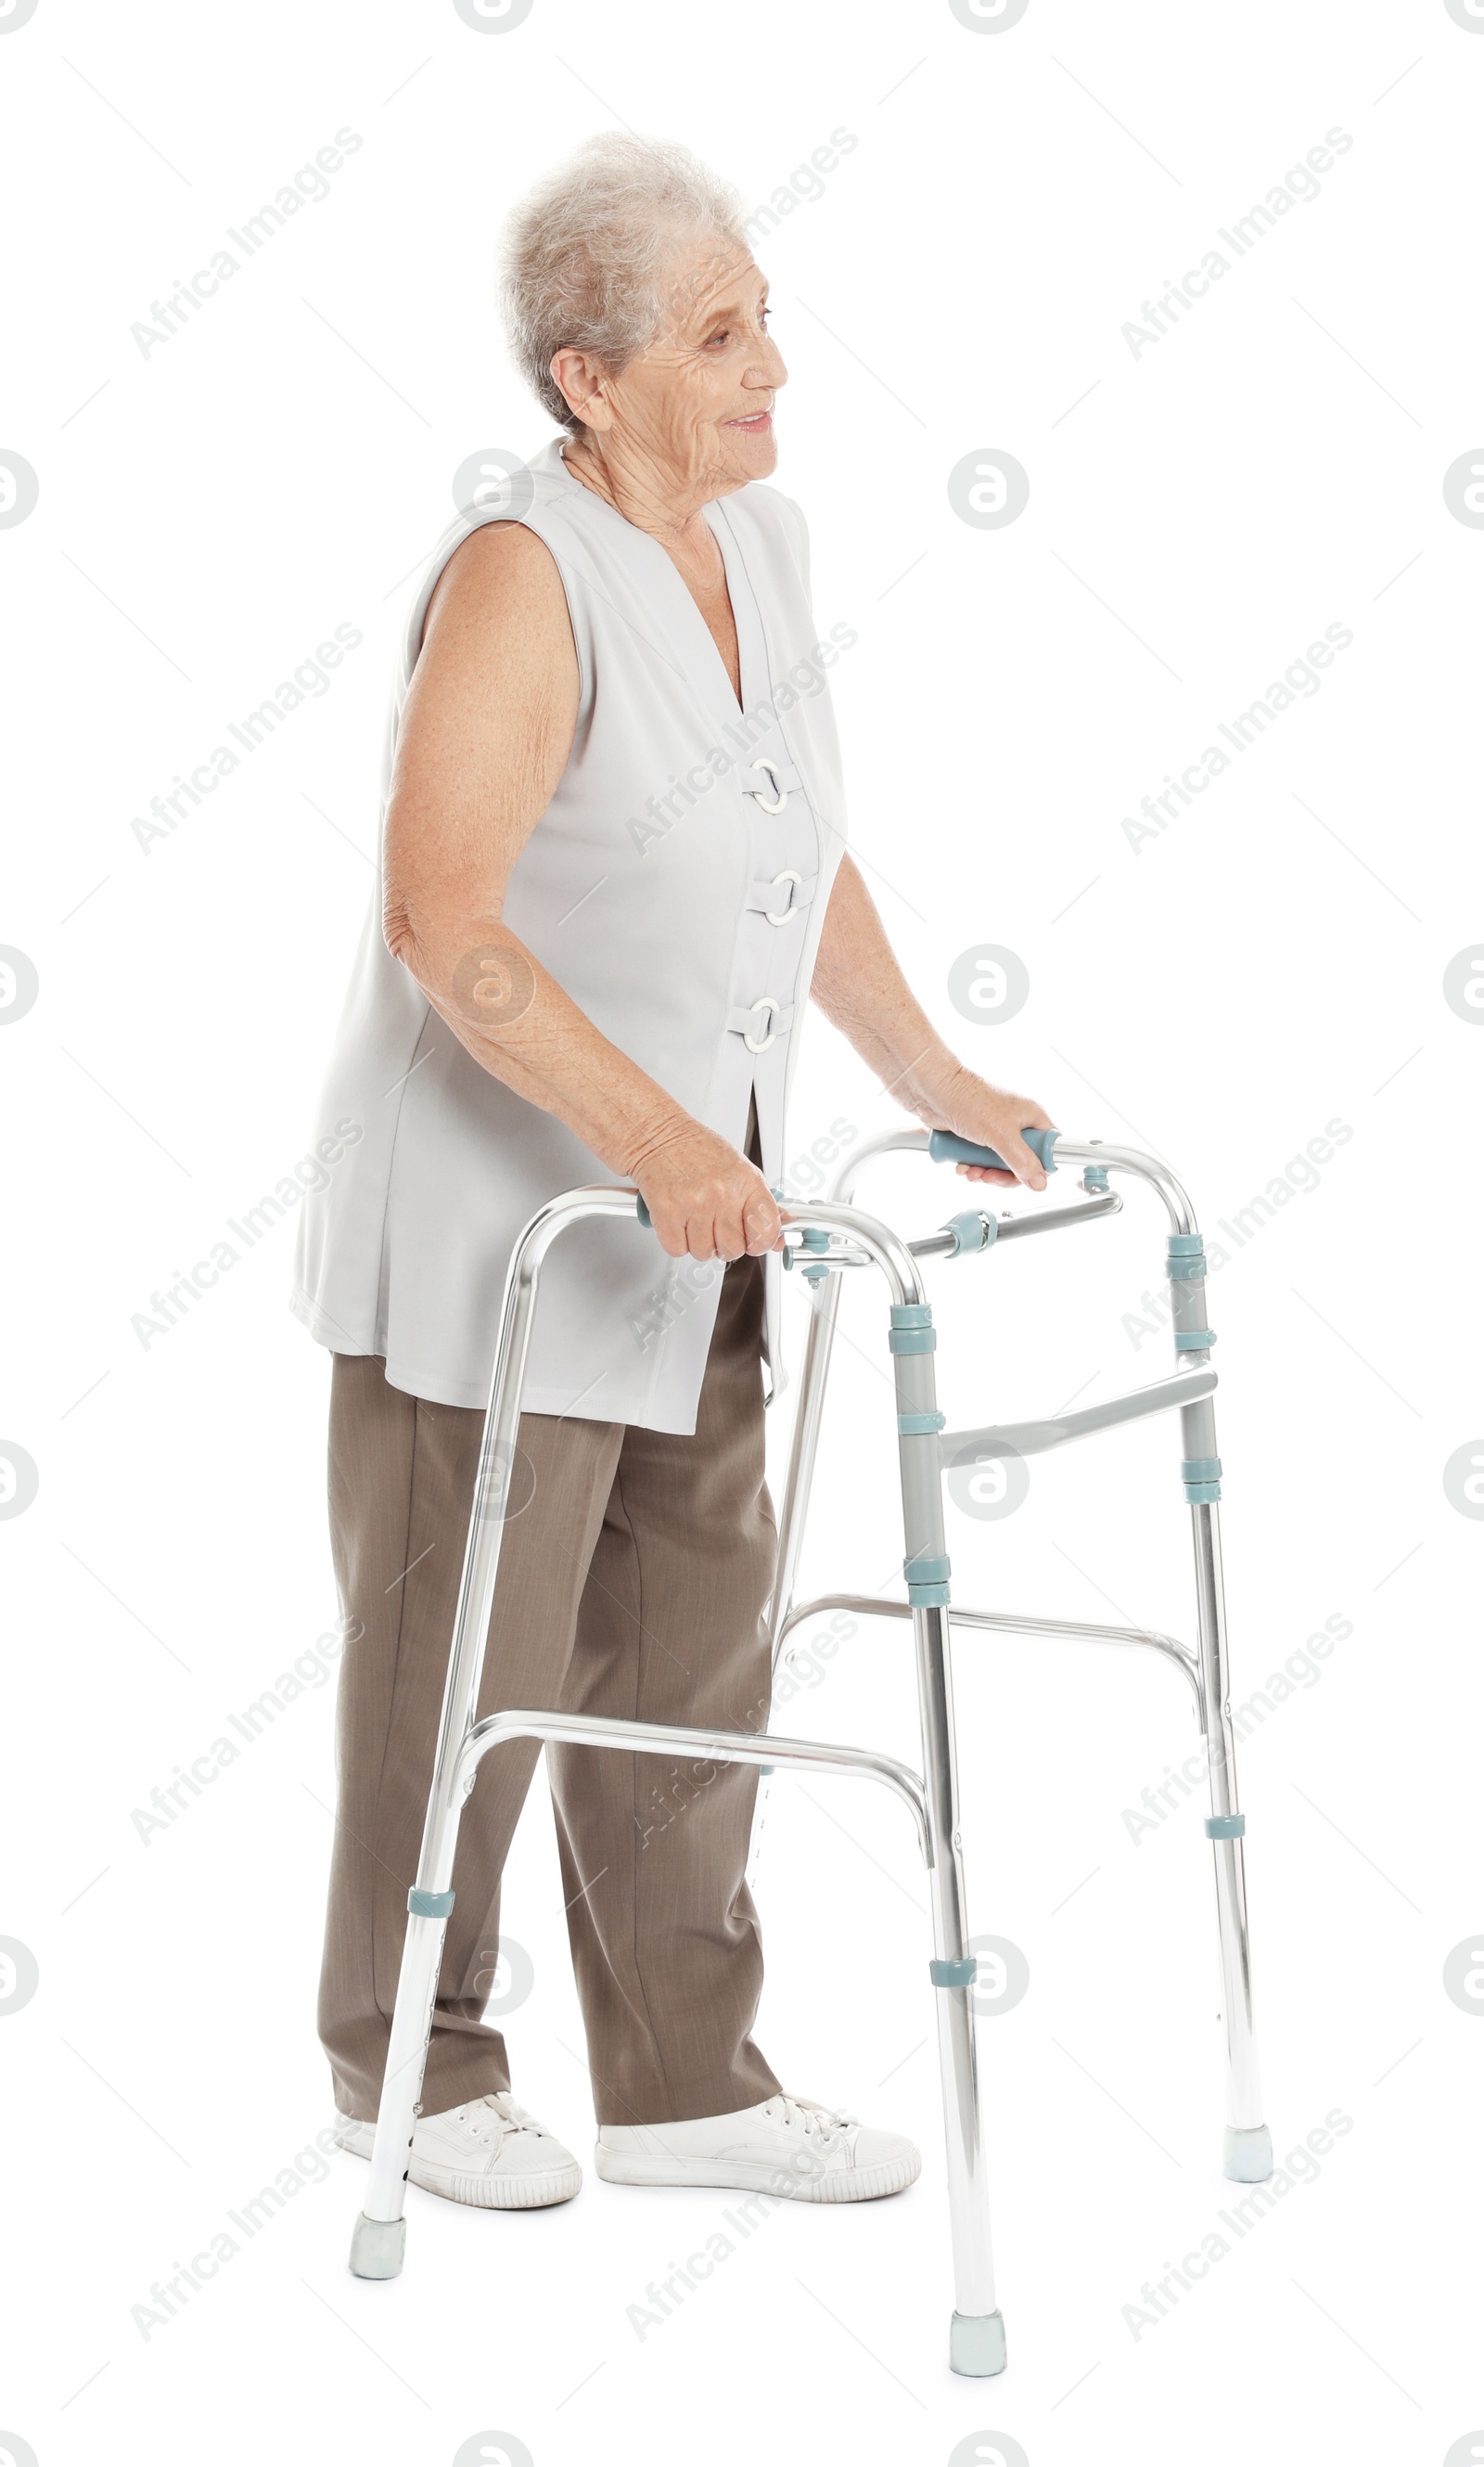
[765,1127,1272,2200]
[347,1124,1273,2381]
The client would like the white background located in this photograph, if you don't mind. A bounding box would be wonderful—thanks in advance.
[2,1,1481,2461]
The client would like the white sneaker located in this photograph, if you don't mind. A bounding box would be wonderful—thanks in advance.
[334,2092,581,2209]
[595,2093,920,2203]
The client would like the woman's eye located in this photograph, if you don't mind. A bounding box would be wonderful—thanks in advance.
[709,310,768,345]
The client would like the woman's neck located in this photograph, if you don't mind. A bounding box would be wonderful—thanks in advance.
[559,430,726,572]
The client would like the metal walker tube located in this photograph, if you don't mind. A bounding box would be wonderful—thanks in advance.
[352,1180,1008,2352]
[351,1115,1273,2332]
[355,1188,641,2266]
[766,1127,1272,2191]
[771,1199,1003,2361]
[767,1131,929,1665]
[1054,1146,1269,2171]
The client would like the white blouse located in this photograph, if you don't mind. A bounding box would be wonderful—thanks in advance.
[292,436,850,1432]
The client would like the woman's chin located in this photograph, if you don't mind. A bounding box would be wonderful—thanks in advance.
[719,417,778,479]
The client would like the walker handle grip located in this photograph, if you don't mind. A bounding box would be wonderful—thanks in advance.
[633,1183,785,1233]
[928,1126,1059,1176]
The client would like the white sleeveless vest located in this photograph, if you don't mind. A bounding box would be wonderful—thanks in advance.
[291,436,850,1432]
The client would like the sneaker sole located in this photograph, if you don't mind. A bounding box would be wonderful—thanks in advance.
[334,2121,581,2210]
[593,2147,920,2202]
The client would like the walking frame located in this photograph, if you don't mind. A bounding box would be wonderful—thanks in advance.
[346,1122,1273,2379]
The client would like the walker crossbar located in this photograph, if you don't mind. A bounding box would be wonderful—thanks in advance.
[349,1124,1273,2386]
[454,1706,932,1861]
[775,1592,1204,1723]
[981,1190,1122,1243]
[795,1187,1124,1269]
[940,1366,1217,1466]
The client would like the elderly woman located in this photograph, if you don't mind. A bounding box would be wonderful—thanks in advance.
[295,134,1051,2215]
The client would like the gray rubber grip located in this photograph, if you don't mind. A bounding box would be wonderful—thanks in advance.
[634,1185,782,1231]
[928,1126,1059,1174]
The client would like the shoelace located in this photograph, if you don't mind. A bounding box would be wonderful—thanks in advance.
[769,2093,856,2149]
[459,2092,545,2145]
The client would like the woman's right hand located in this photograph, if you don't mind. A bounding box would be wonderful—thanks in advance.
[632,1120,784,1262]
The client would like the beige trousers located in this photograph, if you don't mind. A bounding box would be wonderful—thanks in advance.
[316,1248,784,2128]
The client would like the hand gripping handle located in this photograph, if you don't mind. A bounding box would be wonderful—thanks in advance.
[633,1185,785,1233]
[928,1125,1059,1176]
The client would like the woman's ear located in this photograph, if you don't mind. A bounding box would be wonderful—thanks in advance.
[550,347,613,431]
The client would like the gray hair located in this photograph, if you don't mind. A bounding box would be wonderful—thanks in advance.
[498,135,748,432]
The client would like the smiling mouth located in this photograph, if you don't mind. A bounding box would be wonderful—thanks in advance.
[728,407,774,429]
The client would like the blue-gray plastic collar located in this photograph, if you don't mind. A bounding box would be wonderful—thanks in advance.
[1205,1813,1246,1839]
[906,1550,952,1608]
[407,1886,454,1918]
[942,1209,996,1257]
[889,1301,937,1355]
[1167,1232,1208,1278]
[1182,1453,1223,1504]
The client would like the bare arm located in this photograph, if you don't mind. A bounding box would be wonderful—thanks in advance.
[810,855,1052,1190]
[382,521,781,1261]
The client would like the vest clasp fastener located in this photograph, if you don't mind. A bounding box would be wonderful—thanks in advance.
[747,757,788,814]
[764,869,803,926]
[744,996,781,1053]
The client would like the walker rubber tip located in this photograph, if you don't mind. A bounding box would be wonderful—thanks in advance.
[1222,2123,1273,2184]
[350,2212,408,2279]
[950,2307,1007,2377]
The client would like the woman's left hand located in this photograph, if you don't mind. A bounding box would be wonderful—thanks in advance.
[928,1071,1054,1191]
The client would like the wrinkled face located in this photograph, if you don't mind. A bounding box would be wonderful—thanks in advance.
[588,234,787,498]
